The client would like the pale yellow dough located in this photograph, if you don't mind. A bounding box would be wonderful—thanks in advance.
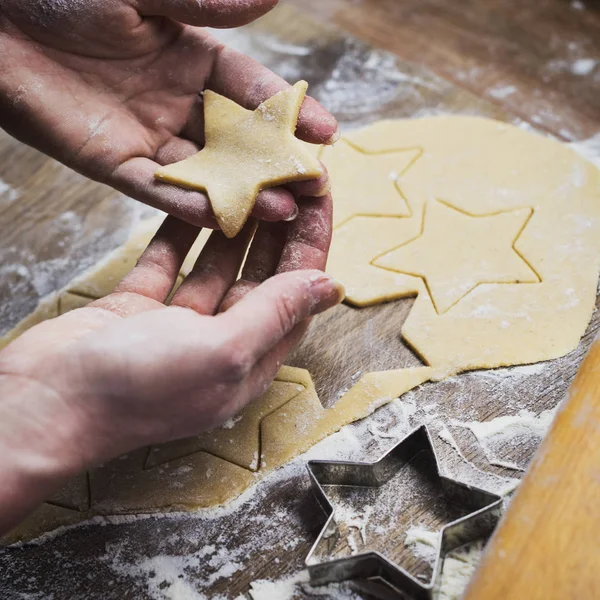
[155,81,323,238]
[320,139,420,227]
[326,116,600,379]
[375,200,539,314]
[3,116,599,544]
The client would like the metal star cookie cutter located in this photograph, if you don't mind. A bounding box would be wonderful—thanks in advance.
[304,425,503,599]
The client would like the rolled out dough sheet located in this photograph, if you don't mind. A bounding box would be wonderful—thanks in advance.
[324,116,600,379]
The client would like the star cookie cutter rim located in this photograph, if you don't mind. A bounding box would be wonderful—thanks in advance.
[304,425,503,600]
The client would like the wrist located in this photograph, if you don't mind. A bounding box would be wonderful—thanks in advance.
[0,373,92,534]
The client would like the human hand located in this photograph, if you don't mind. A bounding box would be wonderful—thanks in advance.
[0,0,337,226]
[0,193,342,532]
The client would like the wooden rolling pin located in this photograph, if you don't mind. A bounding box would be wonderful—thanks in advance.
[465,334,600,600]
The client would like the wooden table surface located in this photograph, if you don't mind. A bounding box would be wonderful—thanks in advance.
[0,1,599,599]
[291,0,600,141]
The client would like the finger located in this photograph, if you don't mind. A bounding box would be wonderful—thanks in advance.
[277,193,333,273]
[219,220,287,311]
[241,222,288,282]
[115,216,201,302]
[252,188,298,222]
[134,0,278,28]
[219,192,332,310]
[238,194,334,395]
[286,162,330,198]
[170,221,255,314]
[208,47,339,145]
[110,157,220,228]
[218,270,344,368]
[243,320,310,399]
[154,137,200,166]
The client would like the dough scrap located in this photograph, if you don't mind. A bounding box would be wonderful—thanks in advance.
[147,378,309,472]
[326,214,424,307]
[155,81,323,238]
[325,116,600,379]
[47,473,89,511]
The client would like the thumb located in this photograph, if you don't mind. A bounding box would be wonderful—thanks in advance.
[135,0,279,28]
[218,270,344,363]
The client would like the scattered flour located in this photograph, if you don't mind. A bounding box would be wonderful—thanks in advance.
[472,361,548,382]
[0,193,159,337]
[222,415,243,430]
[404,524,440,566]
[212,24,446,130]
[544,57,598,78]
[488,85,517,100]
[437,425,466,458]
[569,132,600,170]
[248,569,310,600]
[452,405,559,471]
[291,155,307,175]
[333,504,374,546]
[405,525,484,600]
[570,58,597,76]
[106,549,214,600]
[438,541,485,600]
[0,177,19,203]
[248,570,364,600]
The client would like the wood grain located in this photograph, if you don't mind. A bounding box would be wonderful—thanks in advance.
[288,300,423,408]
[289,0,600,140]
[465,335,600,600]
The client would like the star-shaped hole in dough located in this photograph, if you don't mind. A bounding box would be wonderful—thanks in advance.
[320,140,423,228]
[374,200,540,314]
[155,81,323,238]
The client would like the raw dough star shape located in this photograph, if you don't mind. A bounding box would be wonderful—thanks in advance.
[374,200,540,314]
[155,81,323,238]
[320,139,422,228]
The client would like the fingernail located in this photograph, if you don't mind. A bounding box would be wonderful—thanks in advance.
[314,178,331,197]
[284,204,299,222]
[309,274,346,313]
[326,127,341,145]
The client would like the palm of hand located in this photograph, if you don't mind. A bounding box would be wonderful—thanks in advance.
[0,194,336,461]
[2,1,212,172]
[0,0,337,226]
